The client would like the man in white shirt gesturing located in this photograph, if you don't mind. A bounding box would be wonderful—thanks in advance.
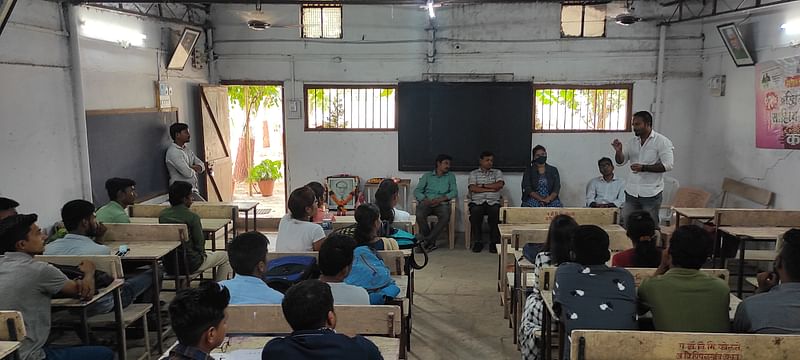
[612,111,674,228]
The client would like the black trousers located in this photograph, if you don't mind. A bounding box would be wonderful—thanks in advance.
[469,202,501,245]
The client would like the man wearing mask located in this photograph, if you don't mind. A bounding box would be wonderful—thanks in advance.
[586,157,626,208]
[612,111,674,227]
[522,145,562,207]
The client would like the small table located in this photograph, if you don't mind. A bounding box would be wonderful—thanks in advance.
[105,241,182,353]
[0,341,21,359]
[233,202,259,234]
[208,336,401,360]
[673,207,716,226]
[718,226,790,297]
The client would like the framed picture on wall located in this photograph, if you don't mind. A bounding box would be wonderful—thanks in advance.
[0,0,18,38]
[167,28,201,70]
[327,176,358,211]
[717,23,755,67]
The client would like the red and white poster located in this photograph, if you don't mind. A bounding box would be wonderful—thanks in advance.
[755,55,800,149]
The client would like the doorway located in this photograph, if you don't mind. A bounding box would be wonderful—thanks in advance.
[225,83,286,218]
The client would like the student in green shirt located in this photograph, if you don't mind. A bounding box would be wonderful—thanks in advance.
[95,177,136,224]
[413,154,457,251]
[159,181,231,281]
[638,225,730,332]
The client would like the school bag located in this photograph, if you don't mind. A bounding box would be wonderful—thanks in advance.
[345,246,401,305]
[262,256,318,294]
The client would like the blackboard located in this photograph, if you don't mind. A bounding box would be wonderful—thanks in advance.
[397,82,533,172]
[86,108,177,206]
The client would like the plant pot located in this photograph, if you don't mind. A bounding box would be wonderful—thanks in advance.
[257,179,275,197]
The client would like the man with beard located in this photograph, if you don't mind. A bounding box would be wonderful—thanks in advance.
[586,157,625,208]
[612,111,674,228]
[45,199,154,316]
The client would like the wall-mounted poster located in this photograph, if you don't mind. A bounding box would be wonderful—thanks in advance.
[756,55,800,150]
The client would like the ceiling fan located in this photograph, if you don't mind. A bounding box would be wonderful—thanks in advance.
[235,0,303,31]
[606,0,655,26]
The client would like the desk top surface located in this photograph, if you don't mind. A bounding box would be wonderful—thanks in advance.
[673,208,717,219]
[0,341,21,359]
[499,223,624,237]
[209,336,400,360]
[130,217,231,232]
[105,241,181,259]
[718,226,791,239]
[52,279,124,308]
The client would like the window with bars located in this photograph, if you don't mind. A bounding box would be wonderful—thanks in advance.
[561,4,606,37]
[534,85,632,132]
[305,86,397,130]
[301,4,342,39]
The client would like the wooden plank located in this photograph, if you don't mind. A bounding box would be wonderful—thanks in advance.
[51,279,124,307]
[103,241,181,260]
[537,267,729,292]
[128,218,228,234]
[208,336,400,360]
[103,223,187,242]
[0,311,25,340]
[129,204,237,221]
[0,341,21,359]
[673,207,716,220]
[718,226,792,240]
[35,255,122,278]
[500,207,617,225]
[721,177,775,207]
[226,305,401,337]
[570,329,800,360]
[715,209,800,228]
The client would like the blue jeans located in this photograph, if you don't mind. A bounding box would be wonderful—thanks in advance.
[44,345,114,360]
[87,269,154,316]
[621,191,663,229]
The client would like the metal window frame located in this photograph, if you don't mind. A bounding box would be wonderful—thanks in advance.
[301,3,343,39]
[560,4,606,38]
[304,84,398,132]
[533,83,633,133]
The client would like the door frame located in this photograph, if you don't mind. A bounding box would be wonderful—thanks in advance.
[219,80,288,206]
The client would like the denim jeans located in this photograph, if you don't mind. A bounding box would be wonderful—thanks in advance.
[44,345,114,360]
[621,191,663,229]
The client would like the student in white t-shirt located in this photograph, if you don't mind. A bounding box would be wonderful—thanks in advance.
[374,179,411,225]
[318,234,370,305]
[276,187,326,252]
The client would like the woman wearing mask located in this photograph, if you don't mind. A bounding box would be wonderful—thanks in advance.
[521,145,562,207]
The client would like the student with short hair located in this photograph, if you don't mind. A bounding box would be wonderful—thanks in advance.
[165,122,206,201]
[638,225,730,332]
[733,228,800,334]
[612,211,661,268]
[519,214,578,360]
[276,186,326,252]
[160,181,232,281]
[319,234,370,305]
[96,177,136,223]
[45,200,154,315]
[0,214,114,360]
[261,279,382,359]
[167,282,230,360]
[0,197,19,220]
[345,204,401,305]
[554,225,637,360]
[219,231,283,304]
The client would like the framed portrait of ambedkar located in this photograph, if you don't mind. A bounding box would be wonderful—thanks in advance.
[326,176,358,211]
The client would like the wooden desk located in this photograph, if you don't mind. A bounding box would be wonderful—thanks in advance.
[52,279,126,360]
[106,241,181,353]
[130,217,232,250]
[210,336,400,360]
[0,341,21,359]
[719,226,790,297]
[232,202,259,234]
[673,207,716,225]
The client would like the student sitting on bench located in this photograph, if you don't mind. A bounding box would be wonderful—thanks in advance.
[45,199,154,316]
[319,234,370,305]
[167,282,230,360]
[0,214,114,360]
[220,231,283,304]
[261,279,382,359]
[306,181,332,223]
[734,228,800,334]
[554,225,637,360]
[276,186,326,252]
[160,181,232,281]
[519,214,578,360]
[345,204,401,305]
[95,177,136,224]
[612,211,660,268]
[638,225,729,332]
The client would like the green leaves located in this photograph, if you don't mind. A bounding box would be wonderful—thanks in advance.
[248,159,283,182]
[227,85,281,116]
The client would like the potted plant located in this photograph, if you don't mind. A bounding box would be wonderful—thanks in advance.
[248,159,282,197]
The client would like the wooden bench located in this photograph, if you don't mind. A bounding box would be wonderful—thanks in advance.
[569,329,800,360]
[37,255,151,360]
[129,203,236,249]
[0,311,24,360]
[500,207,618,226]
[719,177,775,209]
[537,266,729,294]
[226,304,401,337]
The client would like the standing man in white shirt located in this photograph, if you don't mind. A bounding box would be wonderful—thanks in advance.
[585,157,626,208]
[612,111,674,228]
[166,123,207,201]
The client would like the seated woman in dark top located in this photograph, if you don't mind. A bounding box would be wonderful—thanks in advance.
[521,145,562,207]
[554,225,637,360]
[612,211,661,268]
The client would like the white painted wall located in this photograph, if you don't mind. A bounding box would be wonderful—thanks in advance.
[0,1,209,226]
[212,2,704,230]
[692,4,800,209]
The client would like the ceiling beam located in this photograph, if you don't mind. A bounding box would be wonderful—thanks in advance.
[661,0,800,24]
[71,0,613,4]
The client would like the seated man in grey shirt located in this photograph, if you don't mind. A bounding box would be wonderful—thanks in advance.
[734,229,800,334]
[318,234,370,305]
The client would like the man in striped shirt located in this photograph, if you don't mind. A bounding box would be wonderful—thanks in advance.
[468,151,505,253]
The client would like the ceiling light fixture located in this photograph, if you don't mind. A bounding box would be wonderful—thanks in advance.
[426,0,436,19]
[781,21,800,35]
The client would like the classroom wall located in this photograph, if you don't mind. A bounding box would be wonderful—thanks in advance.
[212,2,705,230]
[692,4,800,209]
[0,1,210,225]
[0,0,80,225]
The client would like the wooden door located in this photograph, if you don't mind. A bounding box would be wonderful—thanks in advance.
[199,85,233,202]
